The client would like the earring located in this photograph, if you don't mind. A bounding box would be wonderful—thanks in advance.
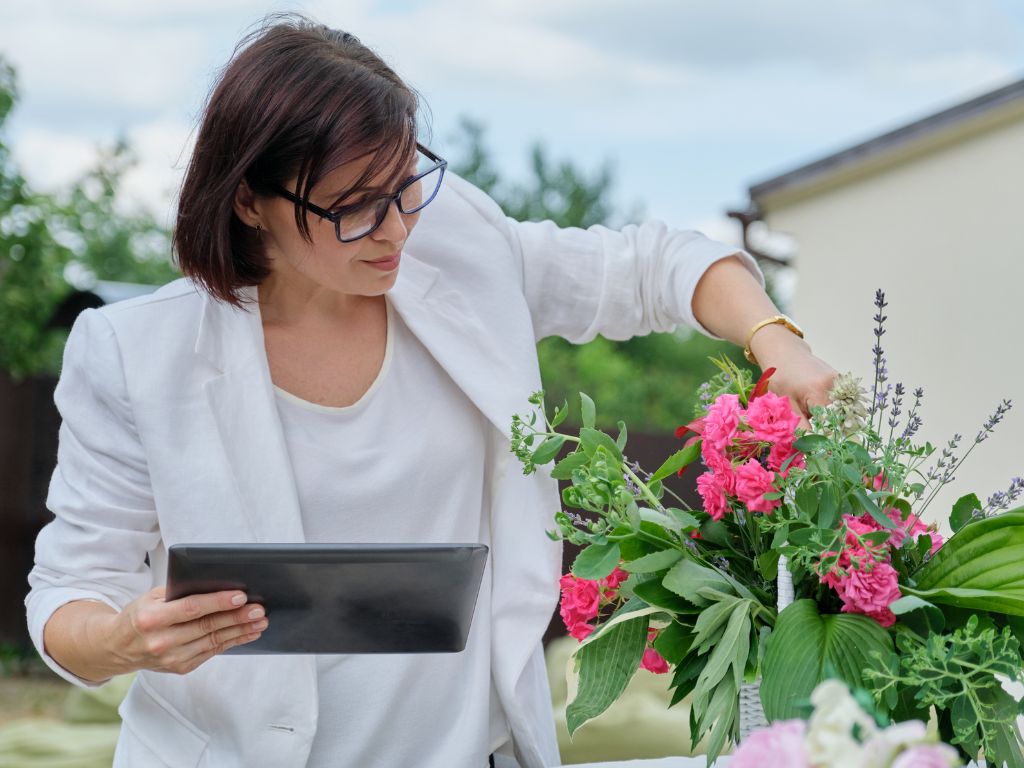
[255,223,263,238]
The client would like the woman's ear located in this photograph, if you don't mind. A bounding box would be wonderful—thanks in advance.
[233,178,263,229]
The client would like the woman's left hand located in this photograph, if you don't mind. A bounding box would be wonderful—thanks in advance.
[749,325,839,431]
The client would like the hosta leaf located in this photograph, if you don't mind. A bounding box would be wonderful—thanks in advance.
[761,600,896,721]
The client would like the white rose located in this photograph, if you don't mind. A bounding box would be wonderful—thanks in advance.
[805,680,878,768]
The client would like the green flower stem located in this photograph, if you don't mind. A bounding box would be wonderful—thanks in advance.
[623,464,664,511]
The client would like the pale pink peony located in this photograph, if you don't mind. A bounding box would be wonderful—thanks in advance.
[890,743,961,768]
[731,719,810,768]
[702,394,743,452]
[640,647,670,674]
[836,559,902,627]
[734,459,780,514]
[697,471,730,521]
[745,390,801,446]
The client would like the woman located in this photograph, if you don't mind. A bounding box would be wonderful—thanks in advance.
[26,15,837,768]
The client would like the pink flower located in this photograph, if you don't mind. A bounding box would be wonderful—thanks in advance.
[734,459,780,514]
[697,471,730,520]
[701,443,737,496]
[702,394,743,452]
[559,573,601,639]
[836,559,902,627]
[732,720,809,768]
[640,647,669,674]
[886,508,944,554]
[745,391,801,446]
[566,620,594,641]
[890,744,961,768]
[600,567,629,592]
[768,441,805,476]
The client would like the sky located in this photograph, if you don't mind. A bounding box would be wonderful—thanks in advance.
[1,0,1023,245]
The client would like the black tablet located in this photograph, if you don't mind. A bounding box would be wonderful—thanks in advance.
[165,543,488,654]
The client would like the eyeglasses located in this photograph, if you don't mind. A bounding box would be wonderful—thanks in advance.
[274,143,447,243]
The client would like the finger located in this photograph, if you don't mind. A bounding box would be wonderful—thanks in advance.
[176,621,267,668]
[168,603,266,647]
[161,590,249,628]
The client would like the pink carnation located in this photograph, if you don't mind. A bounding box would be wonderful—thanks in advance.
[768,441,805,476]
[640,647,669,674]
[886,508,944,554]
[836,559,902,627]
[745,391,801,446]
[734,459,780,514]
[732,719,809,768]
[702,394,742,452]
[697,471,730,520]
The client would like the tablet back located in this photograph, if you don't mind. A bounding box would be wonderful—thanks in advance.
[166,543,488,654]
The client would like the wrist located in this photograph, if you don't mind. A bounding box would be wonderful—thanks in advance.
[749,323,811,368]
[82,608,130,681]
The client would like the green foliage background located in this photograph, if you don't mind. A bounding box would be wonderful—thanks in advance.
[2,62,766,431]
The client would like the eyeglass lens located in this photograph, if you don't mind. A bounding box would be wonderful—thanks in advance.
[337,151,443,241]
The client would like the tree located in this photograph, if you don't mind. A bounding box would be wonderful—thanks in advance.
[0,59,178,378]
[448,118,758,431]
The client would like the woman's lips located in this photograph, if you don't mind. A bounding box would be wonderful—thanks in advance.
[364,253,400,271]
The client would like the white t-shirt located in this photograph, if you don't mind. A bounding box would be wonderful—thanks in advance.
[273,297,508,767]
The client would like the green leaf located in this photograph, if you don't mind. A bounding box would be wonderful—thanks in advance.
[550,399,569,428]
[902,585,1024,617]
[550,451,589,480]
[889,595,945,637]
[851,486,897,529]
[818,484,839,530]
[793,434,828,452]
[632,579,701,614]
[913,509,1024,616]
[579,427,623,463]
[580,392,596,429]
[566,613,649,735]
[531,434,566,466]
[649,442,701,484]
[757,550,780,581]
[615,420,627,452]
[666,508,700,530]
[761,600,896,721]
[653,620,694,665]
[692,594,741,654]
[663,559,735,607]
[950,492,982,533]
[622,548,683,573]
[572,542,621,580]
[794,482,820,519]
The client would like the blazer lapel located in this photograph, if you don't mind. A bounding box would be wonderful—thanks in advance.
[196,287,305,543]
[388,254,541,440]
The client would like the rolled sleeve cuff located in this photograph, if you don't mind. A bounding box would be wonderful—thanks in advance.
[25,587,122,688]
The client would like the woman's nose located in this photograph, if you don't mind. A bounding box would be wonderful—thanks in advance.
[373,199,409,243]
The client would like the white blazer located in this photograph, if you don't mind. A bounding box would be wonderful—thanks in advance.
[26,173,762,768]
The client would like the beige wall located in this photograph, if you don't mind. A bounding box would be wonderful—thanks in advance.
[762,114,1024,529]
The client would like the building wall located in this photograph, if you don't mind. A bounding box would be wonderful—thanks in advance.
[762,115,1024,529]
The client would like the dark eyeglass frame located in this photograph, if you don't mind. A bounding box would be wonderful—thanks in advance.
[273,143,447,243]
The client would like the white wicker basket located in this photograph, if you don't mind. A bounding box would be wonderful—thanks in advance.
[737,554,793,741]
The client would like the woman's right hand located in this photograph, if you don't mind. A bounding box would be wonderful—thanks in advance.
[103,586,268,675]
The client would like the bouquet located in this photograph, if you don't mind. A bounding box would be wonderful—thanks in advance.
[511,290,1024,766]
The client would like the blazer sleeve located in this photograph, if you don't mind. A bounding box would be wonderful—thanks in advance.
[445,173,765,343]
[25,308,161,687]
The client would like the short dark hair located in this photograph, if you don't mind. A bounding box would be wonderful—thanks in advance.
[174,14,421,306]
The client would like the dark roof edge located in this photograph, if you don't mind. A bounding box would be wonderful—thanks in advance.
[749,76,1024,202]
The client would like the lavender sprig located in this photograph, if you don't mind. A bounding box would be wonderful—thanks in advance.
[869,289,888,428]
[984,477,1024,515]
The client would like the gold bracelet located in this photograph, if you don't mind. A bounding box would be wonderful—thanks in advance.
[743,314,805,366]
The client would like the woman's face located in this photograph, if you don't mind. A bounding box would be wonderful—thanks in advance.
[256,150,421,298]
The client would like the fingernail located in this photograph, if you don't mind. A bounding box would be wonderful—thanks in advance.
[231,593,247,606]
[253,619,268,630]
[248,607,264,619]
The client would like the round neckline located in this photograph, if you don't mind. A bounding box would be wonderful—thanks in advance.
[272,297,394,415]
